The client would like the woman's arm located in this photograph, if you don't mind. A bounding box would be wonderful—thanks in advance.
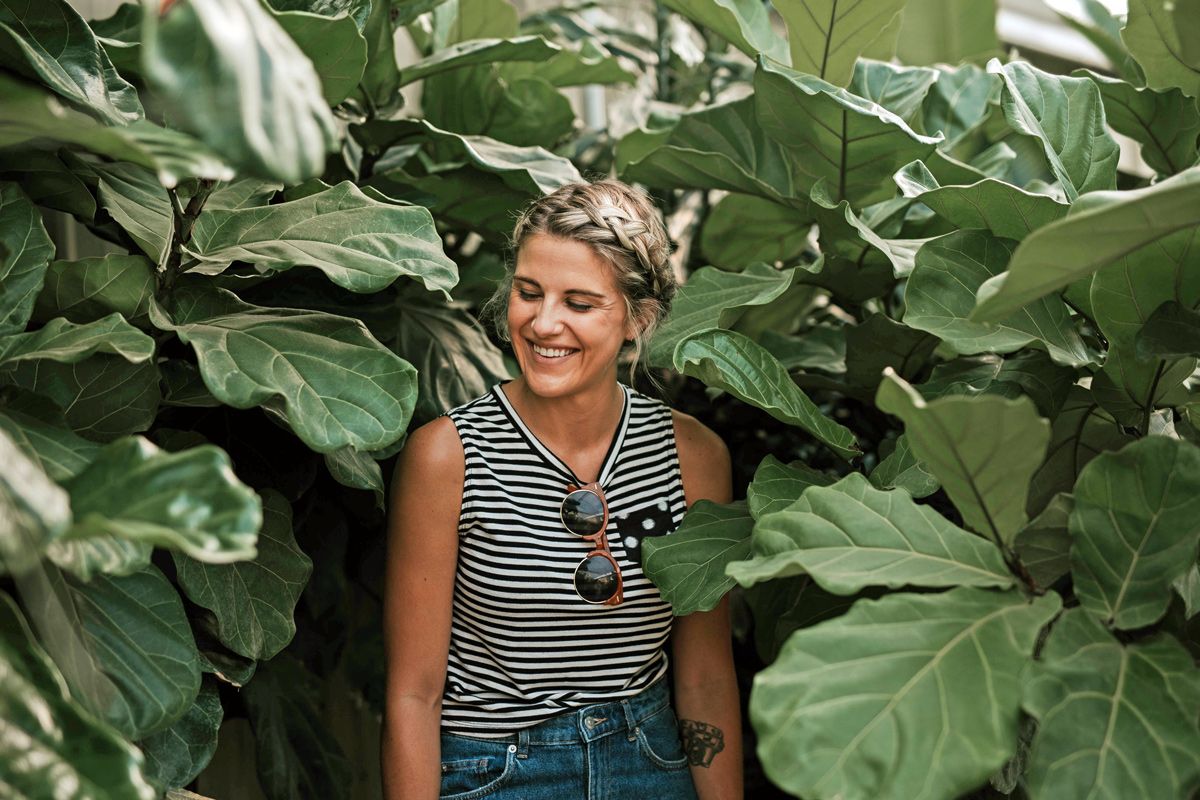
[670,411,743,800]
[382,416,465,800]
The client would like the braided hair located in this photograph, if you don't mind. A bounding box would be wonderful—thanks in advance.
[485,180,676,384]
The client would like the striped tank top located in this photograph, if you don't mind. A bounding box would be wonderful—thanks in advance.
[440,382,686,736]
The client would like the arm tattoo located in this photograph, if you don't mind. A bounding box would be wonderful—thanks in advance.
[679,718,725,768]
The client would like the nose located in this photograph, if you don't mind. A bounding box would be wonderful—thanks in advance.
[530,299,564,338]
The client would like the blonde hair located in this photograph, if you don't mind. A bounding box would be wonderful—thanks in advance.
[484,179,676,385]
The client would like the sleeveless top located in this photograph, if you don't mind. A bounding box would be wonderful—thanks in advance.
[440,382,687,736]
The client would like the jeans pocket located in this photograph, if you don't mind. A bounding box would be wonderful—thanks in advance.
[438,735,515,799]
[635,705,690,771]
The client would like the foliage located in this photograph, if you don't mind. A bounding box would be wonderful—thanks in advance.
[2,0,1199,799]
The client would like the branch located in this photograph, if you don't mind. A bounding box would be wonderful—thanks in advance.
[159,179,217,296]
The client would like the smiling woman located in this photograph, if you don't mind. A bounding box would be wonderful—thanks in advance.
[382,180,743,800]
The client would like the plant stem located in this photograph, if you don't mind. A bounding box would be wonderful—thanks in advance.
[655,2,672,102]
[159,179,216,296]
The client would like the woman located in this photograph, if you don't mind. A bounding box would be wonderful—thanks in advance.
[383,180,742,799]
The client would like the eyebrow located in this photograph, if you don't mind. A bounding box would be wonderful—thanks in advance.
[513,276,607,300]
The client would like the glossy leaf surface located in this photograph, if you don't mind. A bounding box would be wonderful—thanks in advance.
[643,500,753,615]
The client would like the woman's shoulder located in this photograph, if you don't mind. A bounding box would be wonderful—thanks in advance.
[396,415,465,482]
[668,409,732,506]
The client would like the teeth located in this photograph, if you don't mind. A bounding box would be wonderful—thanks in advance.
[532,344,574,358]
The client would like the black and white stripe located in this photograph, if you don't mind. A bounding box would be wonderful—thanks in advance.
[440,383,686,736]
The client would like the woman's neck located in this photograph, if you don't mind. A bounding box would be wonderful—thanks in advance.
[503,376,626,462]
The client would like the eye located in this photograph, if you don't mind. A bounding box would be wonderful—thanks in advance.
[567,301,593,312]
[516,289,539,301]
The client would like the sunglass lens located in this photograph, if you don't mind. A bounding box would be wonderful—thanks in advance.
[562,489,605,536]
[575,554,619,603]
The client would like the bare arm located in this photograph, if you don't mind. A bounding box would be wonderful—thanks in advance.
[671,412,743,800]
[382,416,464,800]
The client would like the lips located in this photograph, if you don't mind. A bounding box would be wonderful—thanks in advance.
[528,340,578,360]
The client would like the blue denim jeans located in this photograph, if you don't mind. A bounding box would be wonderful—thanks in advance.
[438,679,699,799]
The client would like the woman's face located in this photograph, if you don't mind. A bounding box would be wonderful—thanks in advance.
[507,233,637,400]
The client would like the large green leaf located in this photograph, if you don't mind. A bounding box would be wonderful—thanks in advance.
[243,655,353,800]
[381,296,511,425]
[660,0,788,62]
[809,183,926,281]
[0,73,232,188]
[50,436,261,580]
[0,314,154,369]
[920,63,998,147]
[188,181,456,295]
[0,427,70,574]
[648,262,796,368]
[894,161,1068,240]
[94,160,172,261]
[674,329,861,459]
[760,327,846,374]
[843,313,938,393]
[0,182,54,335]
[323,445,385,506]
[728,473,1013,593]
[357,0,402,113]
[746,454,834,520]
[0,591,156,800]
[1090,227,1200,351]
[876,371,1050,545]
[894,0,999,67]
[500,37,637,88]
[1013,492,1073,589]
[772,0,906,87]
[1047,0,1143,83]
[699,194,811,270]
[1071,436,1200,629]
[848,59,938,123]
[753,57,942,207]
[970,165,1200,322]
[1122,0,1200,98]
[138,679,223,791]
[0,148,96,221]
[619,97,806,206]
[1078,69,1200,177]
[422,65,573,149]
[143,0,339,184]
[2,356,160,441]
[1137,301,1200,359]
[987,59,1119,202]
[33,254,156,327]
[752,587,1061,800]
[20,564,202,740]
[869,434,939,499]
[642,500,753,615]
[0,403,100,481]
[918,350,1075,419]
[153,286,416,454]
[0,0,142,125]
[398,35,557,86]
[744,576,859,663]
[271,7,368,105]
[1091,344,1195,429]
[174,490,309,660]
[1024,608,1200,799]
[904,231,1091,367]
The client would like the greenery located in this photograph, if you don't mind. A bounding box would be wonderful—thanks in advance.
[0,0,1198,799]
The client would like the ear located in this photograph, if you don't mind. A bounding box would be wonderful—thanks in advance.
[624,307,651,342]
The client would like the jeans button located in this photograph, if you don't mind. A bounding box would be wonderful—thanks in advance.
[507,744,517,753]
[584,715,607,729]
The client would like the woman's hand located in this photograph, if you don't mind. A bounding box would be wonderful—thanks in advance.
[671,411,743,800]
[381,417,465,800]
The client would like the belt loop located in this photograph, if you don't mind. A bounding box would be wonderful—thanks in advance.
[516,727,530,759]
[621,697,638,742]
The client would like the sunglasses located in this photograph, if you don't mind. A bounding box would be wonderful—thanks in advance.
[560,482,624,606]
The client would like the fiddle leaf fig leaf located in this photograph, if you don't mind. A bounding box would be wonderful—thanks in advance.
[0,0,143,125]
[92,161,172,263]
[138,679,223,791]
[1137,302,1200,360]
[0,591,157,800]
[752,587,1061,800]
[0,405,100,482]
[270,6,368,105]
[1024,608,1200,798]
[153,286,417,454]
[674,329,861,460]
[143,0,339,184]
[398,35,558,86]
[848,60,938,123]
[659,0,789,63]
[0,314,154,368]
[1078,68,1200,177]
[188,181,457,296]
[0,427,71,575]
[869,434,939,499]
[33,255,156,327]
[1122,0,1200,98]
[894,161,1068,240]
[699,194,811,270]
[642,500,753,616]
[876,370,1050,544]
[904,231,1091,367]
[1013,492,1073,589]
[971,165,1200,322]
[753,57,942,207]
[649,262,797,368]
[746,454,834,520]
[774,0,907,87]
[174,490,310,660]
[1070,436,1200,629]
[0,182,55,336]
[986,59,1119,202]
[50,436,261,577]
[727,473,1013,593]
